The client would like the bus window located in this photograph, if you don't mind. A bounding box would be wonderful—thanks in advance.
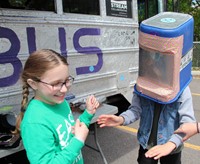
[62,0,100,15]
[0,0,54,11]
[137,0,158,23]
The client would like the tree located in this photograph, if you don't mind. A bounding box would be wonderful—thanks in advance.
[167,0,200,41]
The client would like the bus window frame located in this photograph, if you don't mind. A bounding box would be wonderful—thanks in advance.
[0,0,137,24]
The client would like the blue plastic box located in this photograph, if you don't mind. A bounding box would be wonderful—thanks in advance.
[135,12,194,104]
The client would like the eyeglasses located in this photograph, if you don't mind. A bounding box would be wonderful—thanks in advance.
[36,76,74,91]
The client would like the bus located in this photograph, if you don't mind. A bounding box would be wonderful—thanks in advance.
[0,0,139,160]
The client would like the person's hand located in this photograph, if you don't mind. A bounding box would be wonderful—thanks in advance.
[74,119,89,143]
[145,142,176,160]
[86,95,99,114]
[97,115,124,128]
[174,122,198,141]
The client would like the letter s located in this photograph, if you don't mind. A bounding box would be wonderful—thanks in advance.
[73,28,103,75]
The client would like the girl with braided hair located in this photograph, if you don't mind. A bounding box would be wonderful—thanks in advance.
[15,49,99,164]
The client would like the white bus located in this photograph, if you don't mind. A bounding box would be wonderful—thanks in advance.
[0,0,139,159]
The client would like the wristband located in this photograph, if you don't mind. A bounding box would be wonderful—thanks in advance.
[197,122,200,133]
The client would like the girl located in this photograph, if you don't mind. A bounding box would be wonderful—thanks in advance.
[15,49,99,164]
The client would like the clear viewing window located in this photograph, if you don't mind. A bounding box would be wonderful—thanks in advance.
[63,0,100,15]
[139,48,174,86]
[0,0,54,11]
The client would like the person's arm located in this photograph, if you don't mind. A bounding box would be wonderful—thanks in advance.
[145,87,196,159]
[97,114,124,127]
[79,95,99,127]
[97,92,141,127]
[79,110,94,127]
[85,95,99,115]
[174,122,200,141]
[169,86,196,148]
[120,92,142,125]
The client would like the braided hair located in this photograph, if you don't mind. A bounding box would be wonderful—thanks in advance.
[14,49,68,133]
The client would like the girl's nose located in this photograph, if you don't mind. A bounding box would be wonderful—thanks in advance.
[60,84,68,92]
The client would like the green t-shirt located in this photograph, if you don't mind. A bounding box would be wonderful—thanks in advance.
[21,99,94,164]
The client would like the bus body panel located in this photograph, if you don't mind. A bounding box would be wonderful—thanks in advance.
[0,0,139,157]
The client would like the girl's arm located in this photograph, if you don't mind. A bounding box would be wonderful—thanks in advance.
[79,95,99,127]
[174,122,199,141]
[169,87,196,148]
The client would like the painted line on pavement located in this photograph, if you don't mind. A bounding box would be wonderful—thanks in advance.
[192,93,200,96]
[117,125,138,133]
[116,126,200,151]
[184,143,200,151]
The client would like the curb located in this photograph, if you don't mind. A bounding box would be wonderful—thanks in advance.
[192,71,200,79]
[192,71,200,76]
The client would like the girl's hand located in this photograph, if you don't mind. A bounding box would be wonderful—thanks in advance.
[97,115,124,128]
[86,95,99,114]
[74,119,89,143]
[145,142,176,160]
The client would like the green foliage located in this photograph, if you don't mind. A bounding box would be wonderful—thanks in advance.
[168,0,200,41]
[138,0,158,23]
[138,0,200,41]
[8,0,27,7]
[138,1,146,23]
[193,43,200,67]
[191,5,200,41]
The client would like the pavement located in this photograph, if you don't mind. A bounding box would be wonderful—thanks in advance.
[192,70,200,77]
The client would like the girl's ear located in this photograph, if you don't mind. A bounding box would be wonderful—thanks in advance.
[27,79,38,90]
